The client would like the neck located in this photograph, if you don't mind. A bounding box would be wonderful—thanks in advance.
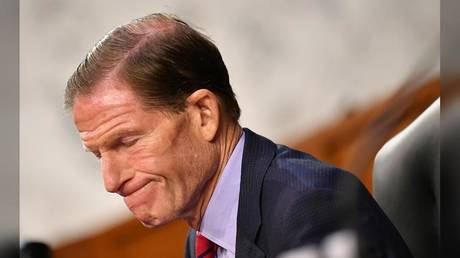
[185,122,243,230]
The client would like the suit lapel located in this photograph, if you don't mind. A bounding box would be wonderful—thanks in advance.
[236,128,277,258]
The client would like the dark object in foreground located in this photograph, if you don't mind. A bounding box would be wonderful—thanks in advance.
[21,242,51,258]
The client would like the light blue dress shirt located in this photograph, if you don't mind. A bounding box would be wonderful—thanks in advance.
[199,132,245,258]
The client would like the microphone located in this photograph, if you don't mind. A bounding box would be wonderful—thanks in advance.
[21,242,51,258]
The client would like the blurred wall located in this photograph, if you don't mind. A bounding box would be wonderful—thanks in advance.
[20,0,439,247]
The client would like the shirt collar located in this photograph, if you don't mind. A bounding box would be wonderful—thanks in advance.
[199,132,245,253]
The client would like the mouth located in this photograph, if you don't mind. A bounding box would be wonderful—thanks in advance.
[123,180,157,211]
[118,178,153,197]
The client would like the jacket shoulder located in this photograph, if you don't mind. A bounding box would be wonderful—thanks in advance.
[257,145,413,258]
[265,144,359,192]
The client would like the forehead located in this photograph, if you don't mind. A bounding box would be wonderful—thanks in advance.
[72,79,144,132]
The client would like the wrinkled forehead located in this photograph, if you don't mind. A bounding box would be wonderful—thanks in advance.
[72,80,142,131]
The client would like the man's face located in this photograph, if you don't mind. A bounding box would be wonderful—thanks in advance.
[72,79,217,227]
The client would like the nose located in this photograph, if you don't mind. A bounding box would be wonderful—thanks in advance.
[100,151,132,193]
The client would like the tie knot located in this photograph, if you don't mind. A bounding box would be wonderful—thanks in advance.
[196,232,218,258]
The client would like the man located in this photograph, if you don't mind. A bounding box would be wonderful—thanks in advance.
[66,13,413,258]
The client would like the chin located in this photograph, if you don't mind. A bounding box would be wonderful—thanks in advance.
[133,209,176,228]
[139,219,161,228]
[138,216,175,228]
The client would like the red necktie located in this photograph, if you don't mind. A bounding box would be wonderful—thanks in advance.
[196,232,218,258]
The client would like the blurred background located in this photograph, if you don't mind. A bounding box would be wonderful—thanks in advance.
[20,0,439,257]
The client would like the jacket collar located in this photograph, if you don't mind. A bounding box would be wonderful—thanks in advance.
[236,128,277,258]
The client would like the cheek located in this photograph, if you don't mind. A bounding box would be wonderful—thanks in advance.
[127,127,218,203]
[128,146,189,190]
[128,138,169,169]
[129,152,169,175]
[174,141,218,190]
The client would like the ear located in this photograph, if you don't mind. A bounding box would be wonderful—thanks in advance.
[186,89,220,142]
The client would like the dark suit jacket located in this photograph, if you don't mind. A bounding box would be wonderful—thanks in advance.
[185,128,413,258]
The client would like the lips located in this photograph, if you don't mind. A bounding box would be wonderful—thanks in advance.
[123,180,158,212]
[118,178,152,197]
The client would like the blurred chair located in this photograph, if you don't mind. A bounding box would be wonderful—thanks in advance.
[373,98,440,258]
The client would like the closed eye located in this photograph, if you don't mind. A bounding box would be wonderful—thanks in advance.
[104,136,140,151]
[120,136,141,147]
